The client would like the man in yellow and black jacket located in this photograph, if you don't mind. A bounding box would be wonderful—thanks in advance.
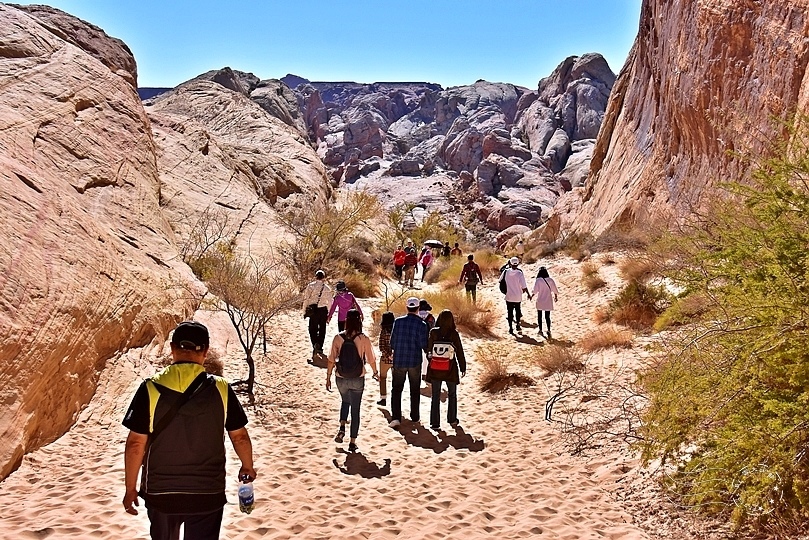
[122,321,256,539]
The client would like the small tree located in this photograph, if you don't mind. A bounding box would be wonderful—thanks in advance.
[203,248,296,395]
[277,190,380,287]
[640,119,809,529]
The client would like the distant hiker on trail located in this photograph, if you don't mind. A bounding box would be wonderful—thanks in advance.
[441,242,451,258]
[403,241,419,288]
[377,311,395,406]
[122,321,256,539]
[301,269,331,361]
[328,280,363,332]
[326,309,378,453]
[450,242,462,257]
[532,266,559,340]
[388,296,428,429]
[426,310,466,431]
[419,246,434,282]
[459,254,483,303]
[500,257,531,335]
[393,245,406,283]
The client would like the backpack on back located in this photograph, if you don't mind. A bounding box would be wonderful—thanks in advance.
[465,263,479,285]
[499,271,508,294]
[336,332,364,377]
[430,341,455,371]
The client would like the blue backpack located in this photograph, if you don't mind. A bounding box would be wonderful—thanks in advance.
[337,332,364,377]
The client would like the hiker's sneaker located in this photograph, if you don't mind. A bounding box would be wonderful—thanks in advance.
[547,331,552,340]
[334,428,345,443]
[389,419,401,429]
[516,325,522,333]
[450,421,460,428]
[430,424,440,430]
[348,442,358,453]
[377,398,386,406]
[508,328,514,335]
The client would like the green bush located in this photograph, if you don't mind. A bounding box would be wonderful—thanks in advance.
[639,120,809,530]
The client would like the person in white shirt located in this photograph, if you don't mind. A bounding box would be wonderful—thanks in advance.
[501,257,531,334]
[301,269,332,360]
[532,266,559,339]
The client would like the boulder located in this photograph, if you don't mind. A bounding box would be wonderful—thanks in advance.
[486,200,543,231]
[0,5,193,480]
[496,225,532,247]
[388,159,421,177]
[250,79,308,135]
[543,129,572,173]
[482,129,532,161]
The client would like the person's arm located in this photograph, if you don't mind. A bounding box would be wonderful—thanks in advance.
[454,332,466,376]
[459,265,466,284]
[227,427,257,482]
[326,335,341,390]
[327,298,337,321]
[361,336,379,379]
[123,431,149,515]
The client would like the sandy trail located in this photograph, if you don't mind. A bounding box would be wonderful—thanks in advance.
[0,256,651,539]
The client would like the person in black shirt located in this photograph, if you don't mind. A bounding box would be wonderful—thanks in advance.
[122,321,256,539]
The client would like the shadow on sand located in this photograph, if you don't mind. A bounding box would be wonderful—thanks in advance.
[333,450,392,478]
[309,352,328,369]
[379,409,485,454]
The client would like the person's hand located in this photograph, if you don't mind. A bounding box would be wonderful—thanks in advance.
[238,466,257,483]
[372,372,379,381]
[123,488,140,515]
[326,375,332,391]
[461,371,466,378]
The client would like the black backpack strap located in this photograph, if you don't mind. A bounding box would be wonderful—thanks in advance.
[149,371,208,443]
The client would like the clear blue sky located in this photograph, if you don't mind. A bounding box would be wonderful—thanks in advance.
[34,0,642,89]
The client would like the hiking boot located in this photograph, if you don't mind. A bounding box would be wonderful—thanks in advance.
[377,398,386,406]
[348,442,358,453]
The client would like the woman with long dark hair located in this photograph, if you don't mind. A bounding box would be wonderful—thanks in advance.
[425,310,466,431]
[326,309,378,452]
[532,266,559,339]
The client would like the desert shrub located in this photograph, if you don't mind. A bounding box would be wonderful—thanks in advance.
[418,289,497,338]
[618,256,658,283]
[277,190,381,288]
[476,343,535,393]
[580,261,607,291]
[639,120,809,528]
[535,345,585,375]
[203,348,225,376]
[607,281,668,329]
[653,293,711,331]
[578,326,634,352]
[377,202,462,254]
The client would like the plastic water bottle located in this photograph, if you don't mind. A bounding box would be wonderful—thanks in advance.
[238,481,254,514]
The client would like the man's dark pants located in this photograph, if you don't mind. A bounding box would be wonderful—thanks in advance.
[391,366,421,422]
[148,507,223,540]
[506,301,522,331]
[308,306,328,352]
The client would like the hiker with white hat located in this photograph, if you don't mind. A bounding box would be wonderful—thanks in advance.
[500,257,532,335]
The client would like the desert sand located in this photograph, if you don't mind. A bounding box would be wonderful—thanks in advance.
[0,256,659,539]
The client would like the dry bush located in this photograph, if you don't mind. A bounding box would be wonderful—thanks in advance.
[653,293,711,331]
[419,289,498,338]
[608,281,668,329]
[593,306,610,324]
[476,343,535,393]
[618,256,657,283]
[535,345,585,375]
[578,326,634,352]
[580,261,607,291]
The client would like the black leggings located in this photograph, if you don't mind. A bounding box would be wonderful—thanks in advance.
[537,310,552,332]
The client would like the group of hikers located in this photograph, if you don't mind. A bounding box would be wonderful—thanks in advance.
[300,246,560,453]
[392,240,462,287]
[120,240,560,537]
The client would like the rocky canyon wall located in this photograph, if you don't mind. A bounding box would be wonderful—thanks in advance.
[0,5,196,479]
[569,0,809,235]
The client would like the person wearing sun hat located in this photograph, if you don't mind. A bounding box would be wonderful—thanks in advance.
[388,296,428,428]
[122,321,256,538]
[501,256,532,335]
[327,280,363,332]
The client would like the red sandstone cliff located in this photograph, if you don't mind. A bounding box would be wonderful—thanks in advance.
[569,0,809,235]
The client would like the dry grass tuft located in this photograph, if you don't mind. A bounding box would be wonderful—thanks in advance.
[618,256,657,283]
[476,343,535,393]
[578,326,634,352]
[418,289,498,338]
[535,345,585,374]
[204,349,225,376]
[580,261,607,291]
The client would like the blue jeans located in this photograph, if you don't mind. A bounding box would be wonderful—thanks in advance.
[430,380,458,427]
[336,376,364,439]
[391,366,421,422]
